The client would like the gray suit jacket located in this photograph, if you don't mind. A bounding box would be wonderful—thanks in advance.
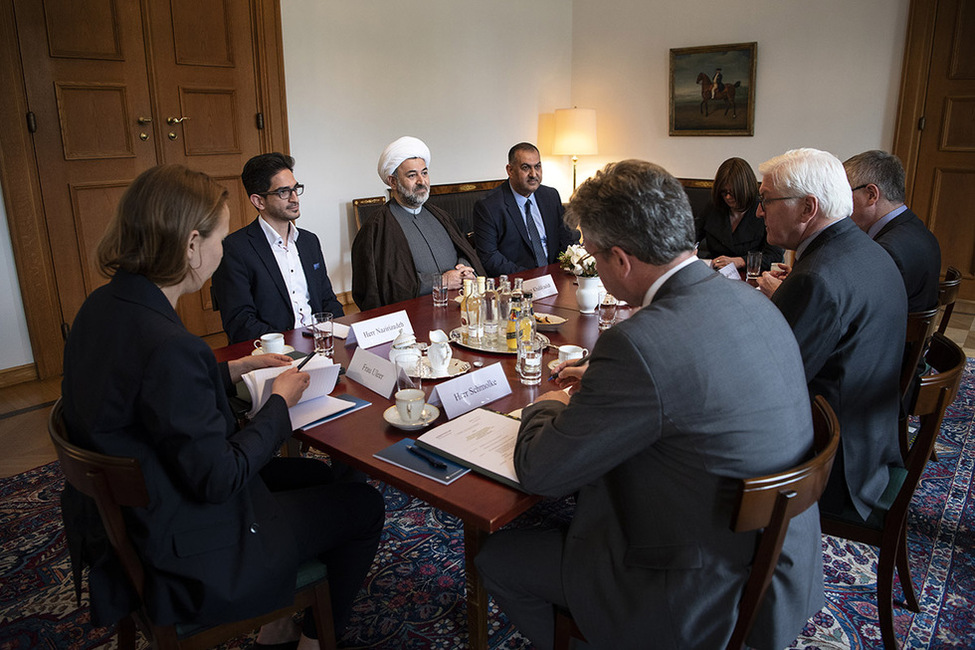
[517,261,823,649]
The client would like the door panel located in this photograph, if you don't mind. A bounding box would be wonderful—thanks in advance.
[68,181,129,295]
[910,0,975,299]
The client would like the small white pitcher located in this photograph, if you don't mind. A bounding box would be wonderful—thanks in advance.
[427,329,453,375]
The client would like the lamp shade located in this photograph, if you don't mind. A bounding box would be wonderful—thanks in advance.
[552,108,598,156]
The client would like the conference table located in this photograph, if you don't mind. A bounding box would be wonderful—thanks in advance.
[214,263,632,650]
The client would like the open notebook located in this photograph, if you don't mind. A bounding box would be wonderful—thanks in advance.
[241,355,354,430]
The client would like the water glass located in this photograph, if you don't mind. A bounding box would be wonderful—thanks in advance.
[746,251,762,280]
[597,294,618,330]
[395,353,422,392]
[518,335,544,386]
[311,312,333,357]
[429,272,448,307]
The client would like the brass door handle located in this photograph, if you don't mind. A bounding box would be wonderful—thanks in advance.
[137,116,152,125]
[167,116,190,125]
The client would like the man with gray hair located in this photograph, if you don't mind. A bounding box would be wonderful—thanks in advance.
[757,148,906,522]
[351,136,483,310]
[844,149,941,311]
[476,159,822,649]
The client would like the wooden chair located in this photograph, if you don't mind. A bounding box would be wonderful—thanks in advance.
[553,396,841,650]
[936,266,961,335]
[821,333,965,650]
[48,398,338,650]
[898,308,939,460]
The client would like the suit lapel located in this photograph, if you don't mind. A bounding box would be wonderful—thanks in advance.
[246,219,291,306]
[502,182,533,250]
[296,231,321,308]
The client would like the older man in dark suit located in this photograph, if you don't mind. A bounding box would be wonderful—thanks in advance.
[473,142,577,276]
[757,148,907,521]
[476,160,822,649]
[212,153,344,344]
[844,149,941,311]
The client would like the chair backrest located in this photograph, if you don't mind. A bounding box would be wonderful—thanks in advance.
[48,398,150,598]
[725,395,840,650]
[901,307,940,398]
[937,266,961,335]
[906,333,966,461]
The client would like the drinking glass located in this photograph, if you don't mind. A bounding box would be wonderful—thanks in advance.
[311,312,333,357]
[395,353,422,392]
[429,272,448,307]
[518,335,544,386]
[597,294,618,330]
[746,251,762,281]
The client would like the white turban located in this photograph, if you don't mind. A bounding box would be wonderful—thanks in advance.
[378,136,431,186]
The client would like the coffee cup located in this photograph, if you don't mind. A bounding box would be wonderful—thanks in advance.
[254,332,285,354]
[395,388,426,423]
[557,344,589,364]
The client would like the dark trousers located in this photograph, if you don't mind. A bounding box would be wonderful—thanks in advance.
[475,526,572,650]
[261,457,385,637]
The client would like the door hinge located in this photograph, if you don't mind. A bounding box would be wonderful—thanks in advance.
[26,111,37,133]
[255,112,265,130]
[918,116,926,131]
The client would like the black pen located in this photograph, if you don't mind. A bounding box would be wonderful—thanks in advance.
[295,353,315,371]
[548,354,589,382]
[408,445,448,470]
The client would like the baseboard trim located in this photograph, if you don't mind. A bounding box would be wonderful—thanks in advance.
[0,363,38,388]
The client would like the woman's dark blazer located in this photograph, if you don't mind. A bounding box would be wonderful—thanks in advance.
[61,270,298,626]
[697,201,783,271]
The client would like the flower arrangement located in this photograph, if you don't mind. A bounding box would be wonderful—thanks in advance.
[558,244,598,277]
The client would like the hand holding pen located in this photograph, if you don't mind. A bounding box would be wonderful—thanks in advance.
[548,354,589,389]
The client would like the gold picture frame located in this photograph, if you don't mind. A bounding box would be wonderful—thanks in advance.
[670,42,757,136]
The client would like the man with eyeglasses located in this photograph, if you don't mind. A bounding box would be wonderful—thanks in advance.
[843,150,941,312]
[351,136,484,310]
[755,148,906,523]
[212,152,344,344]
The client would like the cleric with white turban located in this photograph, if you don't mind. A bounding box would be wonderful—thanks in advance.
[378,136,431,186]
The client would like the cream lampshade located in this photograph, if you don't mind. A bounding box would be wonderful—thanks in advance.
[552,108,598,191]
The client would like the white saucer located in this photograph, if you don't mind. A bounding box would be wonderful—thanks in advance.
[383,404,440,431]
[412,358,471,380]
[252,344,295,356]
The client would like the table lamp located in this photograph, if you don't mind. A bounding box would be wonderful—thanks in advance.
[552,107,598,191]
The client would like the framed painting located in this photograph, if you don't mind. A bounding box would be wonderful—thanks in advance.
[670,42,756,136]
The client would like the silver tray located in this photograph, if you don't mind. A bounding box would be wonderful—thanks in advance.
[449,327,550,355]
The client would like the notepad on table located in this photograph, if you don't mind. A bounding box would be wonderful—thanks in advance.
[373,438,470,485]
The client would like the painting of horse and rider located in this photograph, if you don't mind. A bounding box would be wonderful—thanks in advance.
[670,42,756,136]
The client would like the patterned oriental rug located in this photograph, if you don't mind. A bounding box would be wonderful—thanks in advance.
[1,360,973,649]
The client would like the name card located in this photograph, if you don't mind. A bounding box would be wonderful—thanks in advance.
[522,274,557,300]
[428,362,512,419]
[345,347,397,398]
[349,310,413,349]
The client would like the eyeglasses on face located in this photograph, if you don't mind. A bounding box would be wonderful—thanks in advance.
[260,183,304,200]
[757,194,804,209]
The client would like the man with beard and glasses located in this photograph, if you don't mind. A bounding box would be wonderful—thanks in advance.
[351,136,484,310]
[212,153,344,344]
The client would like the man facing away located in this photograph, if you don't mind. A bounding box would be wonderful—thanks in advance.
[476,159,822,650]
[472,142,578,276]
[844,149,941,311]
[351,136,484,310]
[211,153,344,344]
[756,148,907,521]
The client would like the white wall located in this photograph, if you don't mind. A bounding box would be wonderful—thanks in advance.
[0,185,35,370]
[569,0,911,182]
[279,0,574,293]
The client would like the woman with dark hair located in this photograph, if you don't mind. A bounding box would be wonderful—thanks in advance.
[61,164,384,650]
[697,157,783,273]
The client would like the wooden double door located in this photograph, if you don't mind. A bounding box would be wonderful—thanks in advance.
[13,0,287,345]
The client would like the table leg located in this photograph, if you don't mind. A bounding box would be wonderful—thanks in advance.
[464,523,489,650]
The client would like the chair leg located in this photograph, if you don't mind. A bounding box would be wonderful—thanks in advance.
[896,525,920,612]
[877,542,901,650]
[117,614,137,650]
[312,581,338,650]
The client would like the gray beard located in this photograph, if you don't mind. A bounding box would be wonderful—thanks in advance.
[396,180,429,209]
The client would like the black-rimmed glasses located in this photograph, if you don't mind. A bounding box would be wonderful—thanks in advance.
[757,194,804,209]
[260,183,304,200]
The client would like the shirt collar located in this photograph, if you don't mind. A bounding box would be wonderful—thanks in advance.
[509,182,534,209]
[867,204,908,239]
[642,255,698,306]
[258,216,298,247]
[795,218,844,261]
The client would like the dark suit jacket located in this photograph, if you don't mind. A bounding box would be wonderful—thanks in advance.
[874,208,941,311]
[696,201,783,271]
[212,218,344,344]
[60,271,297,626]
[516,261,822,648]
[772,218,907,520]
[351,201,484,310]
[473,182,577,276]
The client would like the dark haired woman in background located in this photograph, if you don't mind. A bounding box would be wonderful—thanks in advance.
[697,157,783,273]
[60,164,384,650]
